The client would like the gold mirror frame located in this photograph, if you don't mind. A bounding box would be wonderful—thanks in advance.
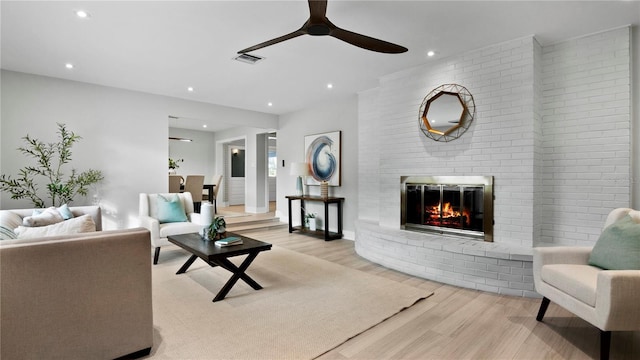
[419,84,476,142]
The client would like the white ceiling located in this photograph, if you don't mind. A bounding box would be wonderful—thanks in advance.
[2,1,639,131]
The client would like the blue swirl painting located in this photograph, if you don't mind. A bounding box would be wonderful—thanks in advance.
[305,131,341,186]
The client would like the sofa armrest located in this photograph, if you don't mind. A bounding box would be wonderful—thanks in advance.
[596,270,640,330]
[138,215,160,241]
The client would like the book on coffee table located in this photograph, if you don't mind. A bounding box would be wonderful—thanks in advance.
[215,237,243,247]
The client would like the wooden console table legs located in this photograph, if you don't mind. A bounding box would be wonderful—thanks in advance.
[286,195,344,241]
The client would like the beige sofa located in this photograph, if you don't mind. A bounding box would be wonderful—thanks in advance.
[0,206,153,359]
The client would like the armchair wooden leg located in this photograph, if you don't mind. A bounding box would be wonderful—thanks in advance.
[153,247,161,265]
[536,297,550,321]
[600,330,611,360]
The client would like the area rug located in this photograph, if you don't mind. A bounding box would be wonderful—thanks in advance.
[148,245,433,359]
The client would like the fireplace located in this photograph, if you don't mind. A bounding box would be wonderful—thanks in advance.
[401,176,494,241]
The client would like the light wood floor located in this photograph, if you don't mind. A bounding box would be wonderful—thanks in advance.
[228,207,639,360]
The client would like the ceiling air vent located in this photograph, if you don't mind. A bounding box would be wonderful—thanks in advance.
[233,53,265,65]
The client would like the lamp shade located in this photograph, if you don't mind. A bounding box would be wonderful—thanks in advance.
[290,162,310,176]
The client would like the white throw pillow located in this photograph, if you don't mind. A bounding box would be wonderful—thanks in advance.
[0,211,23,239]
[22,207,64,227]
[14,214,96,239]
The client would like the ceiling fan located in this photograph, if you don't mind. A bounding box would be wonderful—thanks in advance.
[237,0,408,54]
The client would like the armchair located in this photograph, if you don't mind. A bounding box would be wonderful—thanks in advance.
[533,208,640,360]
[139,192,203,264]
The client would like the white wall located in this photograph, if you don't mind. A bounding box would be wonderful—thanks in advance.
[357,27,635,248]
[277,96,359,239]
[540,27,632,245]
[168,127,216,181]
[1,70,277,229]
[360,36,539,248]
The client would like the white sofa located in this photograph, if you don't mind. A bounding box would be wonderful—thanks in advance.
[0,206,153,359]
[533,208,640,360]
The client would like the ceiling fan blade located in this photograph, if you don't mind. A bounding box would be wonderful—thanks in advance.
[308,0,328,22]
[330,27,408,54]
[238,29,306,54]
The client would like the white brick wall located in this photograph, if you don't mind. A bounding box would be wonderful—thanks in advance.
[363,36,539,248]
[356,28,631,297]
[540,27,631,245]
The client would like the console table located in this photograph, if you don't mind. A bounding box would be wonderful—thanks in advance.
[286,195,344,241]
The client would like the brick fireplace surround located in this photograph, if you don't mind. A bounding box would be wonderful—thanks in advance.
[355,27,632,297]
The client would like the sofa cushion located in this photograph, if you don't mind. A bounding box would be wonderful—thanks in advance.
[588,214,640,270]
[14,215,96,239]
[541,264,600,307]
[159,222,202,238]
[156,194,188,223]
[22,207,64,227]
[0,211,22,240]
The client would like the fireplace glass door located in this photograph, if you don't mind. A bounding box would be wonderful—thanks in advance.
[404,182,487,239]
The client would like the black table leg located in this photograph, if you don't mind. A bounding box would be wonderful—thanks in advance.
[288,198,293,233]
[211,252,262,302]
[176,254,199,274]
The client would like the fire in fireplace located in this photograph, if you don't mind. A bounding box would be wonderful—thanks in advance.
[401,176,493,241]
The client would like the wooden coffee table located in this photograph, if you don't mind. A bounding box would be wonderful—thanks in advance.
[167,232,272,302]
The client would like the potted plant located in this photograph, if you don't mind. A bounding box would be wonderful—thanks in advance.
[168,158,183,174]
[305,212,317,231]
[206,216,227,240]
[0,123,104,208]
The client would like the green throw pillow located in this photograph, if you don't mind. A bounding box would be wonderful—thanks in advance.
[157,194,188,224]
[588,214,640,270]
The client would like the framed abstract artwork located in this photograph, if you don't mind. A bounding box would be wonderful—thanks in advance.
[305,131,341,186]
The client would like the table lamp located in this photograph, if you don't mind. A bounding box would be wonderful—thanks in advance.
[290,162,310,196]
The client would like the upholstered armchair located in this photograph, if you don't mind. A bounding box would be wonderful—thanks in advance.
[139,192,203,264]
[533,208,640,360]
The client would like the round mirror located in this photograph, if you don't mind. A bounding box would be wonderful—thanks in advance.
[419,84,475,142]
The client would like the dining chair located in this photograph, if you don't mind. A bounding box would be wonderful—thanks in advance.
[168,175,182,193]
[203,175,223,213]
[183,175,205,213]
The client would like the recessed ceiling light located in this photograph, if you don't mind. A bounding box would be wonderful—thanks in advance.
[202,124,207,128]
[187,87,194,92]
[75,10,90,18]
[427,50,435,57]
[268,102,273,107]
[65,63,74,69]
[327,83,333,89]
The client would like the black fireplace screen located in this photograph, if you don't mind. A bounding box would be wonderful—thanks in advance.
[402,176,493,241]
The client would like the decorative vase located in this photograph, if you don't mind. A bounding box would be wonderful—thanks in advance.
[168,169,177,175]
[309,219,317,231]
[320,181,329,198]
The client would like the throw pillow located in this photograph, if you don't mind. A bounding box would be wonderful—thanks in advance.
[57,204,75,220]
[588,214,640,270]
[22,207,64,227]
[14,214,96,239]
[0,226,18,240]
[157,194,188,223]
[0,211,22,240]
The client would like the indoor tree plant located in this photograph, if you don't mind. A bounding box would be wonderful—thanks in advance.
[0,123,104,208]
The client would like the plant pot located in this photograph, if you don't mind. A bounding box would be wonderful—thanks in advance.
[309,219,317,231]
